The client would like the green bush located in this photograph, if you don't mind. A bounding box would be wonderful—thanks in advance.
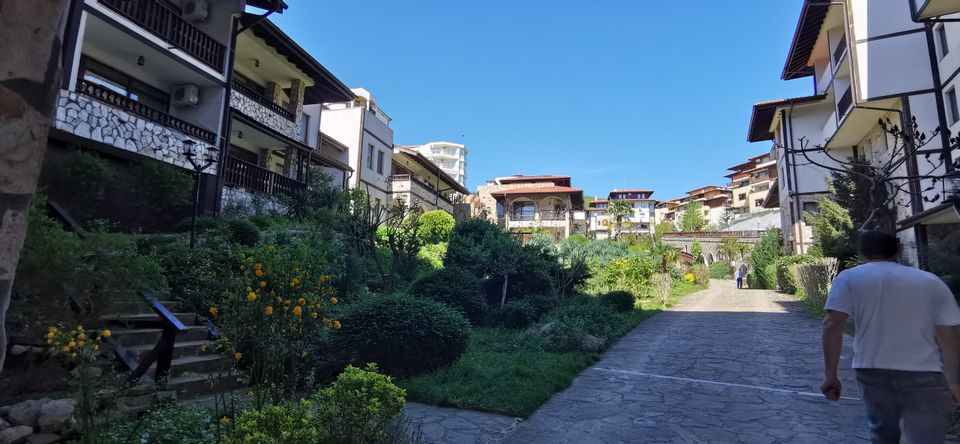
[445,218,511,278]
[417,242,447,270]
[228,401,319,444]
[248,215,274,230]
[774,254,816,294]
[492,300,539,329]
[792,258,839,309]
[147,241,239,313]
[709,260,732,279]
[600,290,636,312]
[409,267,488,324]
[129,159,194,230]
[227,218,262,246]
[763,263,778,290]
[45,150,114,221]
[100,402,215,444]
[330,294,470,376]
[538,299,624,352]
[689,263,710,286]
[417,210,456,245]
[315,363,406,443]
[749,229,784,289]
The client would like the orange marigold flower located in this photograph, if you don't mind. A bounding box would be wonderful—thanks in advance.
[234,352,242,360]
[290,278,300,287]
[311,312,319,320]
[292,306,302,317]
[209,307,219,316]
[284,300,291,306]
[246,292,257,302]
[101,329,111,338]
[329,297,338,304]
[333,321,342,330]
[259,281,267,288]
[255,269,265,278]
[264,306,274,316]
[297,298,305,306]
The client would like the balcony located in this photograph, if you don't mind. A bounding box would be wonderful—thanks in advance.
[222,155,305,197]
[837,87,853,120]
[388,174,453,212]
[232,80,294,121]
[230,81,300,140]
[98,0,225,71]
[539,210,567,221]
[832,33,847,69]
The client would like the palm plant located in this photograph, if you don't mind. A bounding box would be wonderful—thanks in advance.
[607,200,633,240]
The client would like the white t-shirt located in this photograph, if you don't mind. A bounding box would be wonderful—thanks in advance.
[825,261,960,372]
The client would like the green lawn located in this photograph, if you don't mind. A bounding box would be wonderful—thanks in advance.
[398,282,706,417]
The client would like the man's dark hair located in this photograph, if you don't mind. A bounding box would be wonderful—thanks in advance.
[858,230,898,259]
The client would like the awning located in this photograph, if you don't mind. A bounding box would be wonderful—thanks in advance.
[762,178,780,209]
[913,0,960,20]
[747,95,827,142]
[232,111,312,152]
[310,151,353,172]
[782,0,831,80]
[898,198,960,229]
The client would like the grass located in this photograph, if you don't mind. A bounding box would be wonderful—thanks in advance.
[398,281,707,417]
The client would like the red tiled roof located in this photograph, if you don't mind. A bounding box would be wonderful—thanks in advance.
[610,189,653,194]
[491,186,582,196]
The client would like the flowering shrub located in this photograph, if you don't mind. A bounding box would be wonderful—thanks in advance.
[211,242,344,404]
[45,325,111,440]
[226,400,319,444]
[689,264,710,286]
[591,255,654,296]
[315,363,406,443]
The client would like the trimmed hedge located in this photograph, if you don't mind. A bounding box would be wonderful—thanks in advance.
[330,294,470,376]
[492,300,539,329]
[409,267,488,324]
[600,291,635,312]
[774,254,816,294]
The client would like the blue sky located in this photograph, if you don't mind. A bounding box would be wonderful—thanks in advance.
[272,1,812,200]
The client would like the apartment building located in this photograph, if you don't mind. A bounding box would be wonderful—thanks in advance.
[726,152,778,215]
[390,146,469,213]
[607,189,657,236]
[474,175,587,242]
[675,186,734,228]
[748,0,960,260]
[321,88,395,206]
[655,199,683,228]
[587,199,611,239]
[221,13,354,207]
[406,142,468,186]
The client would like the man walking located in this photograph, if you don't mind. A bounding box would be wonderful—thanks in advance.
[735,267,744,289]
[821,231,960,443]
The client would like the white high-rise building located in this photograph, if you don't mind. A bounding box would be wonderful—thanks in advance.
[409,142,468,185]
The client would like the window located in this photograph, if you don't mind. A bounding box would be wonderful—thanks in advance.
[803,202,819,214]
[80,57,169,111]
[937,25,950,59]
[738,193,747,201]
[947,88,959,125]
[512,201,535,219]
[376,150,385,174]
[366,145,374,170]
[754,199,764,208]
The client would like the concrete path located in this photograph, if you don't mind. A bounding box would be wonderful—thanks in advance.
[503,280,869,443]
[403,402,521,444]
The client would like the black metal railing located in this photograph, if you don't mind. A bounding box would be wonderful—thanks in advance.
[77,80,217,144]
[838,86,853,119]
[223,155,306,197]
[832,33,847,67]
[99,0,225,71]
[232,79,295,121]
[125,291,186,384]
[539,210,567,220]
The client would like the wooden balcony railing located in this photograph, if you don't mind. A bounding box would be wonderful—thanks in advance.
[98,0,226,71]
[222,155,305,197]
[232,79,295,121]
[77,80,217,144]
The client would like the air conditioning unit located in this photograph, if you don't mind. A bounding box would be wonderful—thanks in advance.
[172,84,200,107]
[182,0,209,22]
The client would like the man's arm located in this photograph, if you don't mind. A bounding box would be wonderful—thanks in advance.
[936,325,960,406]
[821,309,849,401]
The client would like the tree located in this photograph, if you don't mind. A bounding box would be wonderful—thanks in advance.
[417,210,455,245]
[681,201,707,232]
[718,236,749,263]
[0,0,71,375]
[690,239,703,263]
[340,190,422,292]
[607,200,633,240]
[749,229,784,289]
[446,218,521,307]
[804,196,855,262]
[655,221,675,234]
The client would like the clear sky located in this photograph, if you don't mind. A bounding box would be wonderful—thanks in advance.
[271,0,812,200]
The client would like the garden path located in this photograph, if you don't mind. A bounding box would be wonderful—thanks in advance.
[502,279,868,443]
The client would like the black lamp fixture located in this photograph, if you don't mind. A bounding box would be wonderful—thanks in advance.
[137,56,145,66]
[254,58,261,68]
[181,139,220,247]
[238,130,244,139]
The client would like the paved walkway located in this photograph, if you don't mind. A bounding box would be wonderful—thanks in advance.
[504,280,868,443]
[406,280,870,443]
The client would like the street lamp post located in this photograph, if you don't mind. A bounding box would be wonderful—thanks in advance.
[181,139,218,248]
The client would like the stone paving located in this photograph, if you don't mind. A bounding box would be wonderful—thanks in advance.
[406,280,871,443]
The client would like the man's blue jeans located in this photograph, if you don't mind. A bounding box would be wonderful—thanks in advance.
[855,369,954,443]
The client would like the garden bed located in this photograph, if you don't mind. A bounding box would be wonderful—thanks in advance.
[399,281,706,417]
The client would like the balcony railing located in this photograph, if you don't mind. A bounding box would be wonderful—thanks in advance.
[232,79,295,121]
[837,86,853,119]
[539,210,567,221]
[99,0,226,71]
[222,155,305,197]
[77,79,216,144]
[832,33,847,67]
[511,213,535,221]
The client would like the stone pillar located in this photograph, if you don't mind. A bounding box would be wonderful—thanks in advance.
[266,82,284,105]
[258,148,270,168]
[282,146,297,178]
[287,78,305,125]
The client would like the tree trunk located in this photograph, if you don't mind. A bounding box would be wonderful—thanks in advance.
[0,0,70,375]
[499,274,509,308]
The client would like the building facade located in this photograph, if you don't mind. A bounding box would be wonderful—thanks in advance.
[725,152,778,215]
[587,199,611,239]
[675,186,734,228]
[748,0,960,260]
[407,142,467,186]
[390,146,469,213]
[474,175,586,242]
[607,189,657,236]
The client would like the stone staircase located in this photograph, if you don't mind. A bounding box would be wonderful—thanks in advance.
[103,300,243,401]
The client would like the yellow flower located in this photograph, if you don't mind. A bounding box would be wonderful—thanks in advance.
[267,245,275,252]
[246,292,257,302]
[333,321,342,330]
[77,341,86,347]
[292,306,302,317]
[200,344,208,352]
[311,312,319,320]
[297,298,305,306]
[70,353,77,360]
[62,346,71,352]
[234,352,242,360]
[329,297,338,304]
[264,306,274,316]
[246,286,253,292]
[246,391,254,397]
[209,307,219,316]
[93,345,99,351]
[76,325,83,331]
[259,281,267,288]
[48,326,58,333]
[100,329,111,337]
[255,269,265,278]
[78,333,86,340]
[220,416,230,425]
[68,341,77,348]
[290,278,300,287]
[255,263,263,270]
[46,339,53,345]
[276,296,282,303]
[46,332,55,339]
[319,275,327,283]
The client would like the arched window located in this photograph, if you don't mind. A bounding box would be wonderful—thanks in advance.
[512,201,535,220]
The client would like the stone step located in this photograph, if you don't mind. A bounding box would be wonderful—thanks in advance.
[125,340,212,362]
[111,326,209,347]
[104,312,197,327]
[149,354,232,378]
[166,373,245,399]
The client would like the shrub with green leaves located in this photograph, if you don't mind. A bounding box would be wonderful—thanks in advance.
[709,260,732,279]
[100,402,215,444]
[538,299,624,352]
[493,300,539,329]
[228,400,319,444]
[315,363,406,443]
[417,242,447,270]
[418,210,456,245]
[792,258,839,309]
[330,294,470,376]
[600,290,635,312]
[774,254,816,294]
[227,218,262,246]
[409,267,488,324]
[749,229,784,289]
[689,263,710,286]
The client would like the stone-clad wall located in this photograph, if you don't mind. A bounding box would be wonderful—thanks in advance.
[229,89,300,140]
[53,90,211,172]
